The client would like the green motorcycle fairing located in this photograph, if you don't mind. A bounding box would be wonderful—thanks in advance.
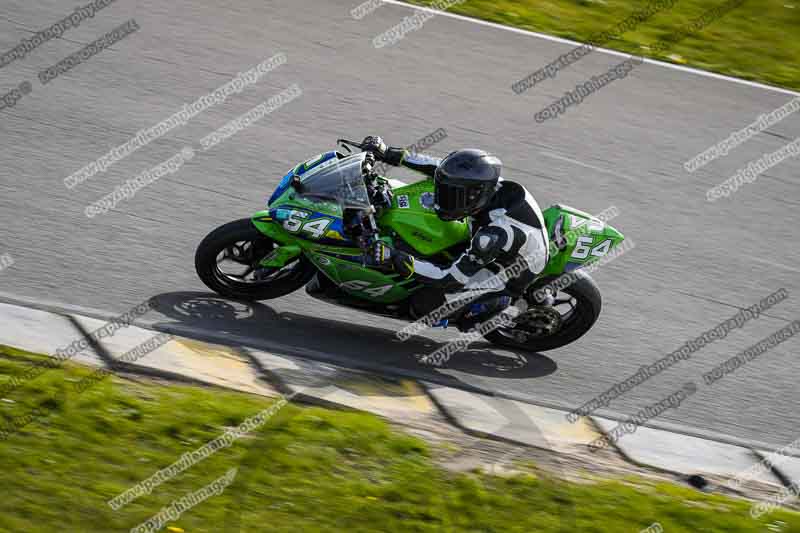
[377,179,470,257]
[252,150,624,305]
[540,205,624,277]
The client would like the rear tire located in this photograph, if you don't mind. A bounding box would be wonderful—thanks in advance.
[195,218,316,301]
[484,270,602,352]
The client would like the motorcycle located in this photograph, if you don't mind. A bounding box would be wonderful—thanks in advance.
[195,139,625,352]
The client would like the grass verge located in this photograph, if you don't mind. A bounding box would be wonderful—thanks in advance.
[408,0,800,92]
[0,344,798,532]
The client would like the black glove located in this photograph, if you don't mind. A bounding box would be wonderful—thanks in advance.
[367,241,415,278]
[360,136,388,160]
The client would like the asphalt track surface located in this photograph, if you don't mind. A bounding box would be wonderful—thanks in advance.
[0,0,798,449]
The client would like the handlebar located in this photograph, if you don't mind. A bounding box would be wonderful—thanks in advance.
[335,140,384,258]
[336,138,365,152]
[336,138,378,178]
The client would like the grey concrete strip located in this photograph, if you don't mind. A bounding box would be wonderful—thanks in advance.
[66,315,117,367]
[0,302,103,368]
[427,384,603,452]
[592,417,780,484]
[758,449,800,489]
[243,348,437,418]
[71,315,278,397]
[122,321,491,393]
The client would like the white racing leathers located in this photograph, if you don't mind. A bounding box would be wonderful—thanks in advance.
[394,152,549,297]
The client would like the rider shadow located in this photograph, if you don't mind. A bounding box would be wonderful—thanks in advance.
[145,291,559,385]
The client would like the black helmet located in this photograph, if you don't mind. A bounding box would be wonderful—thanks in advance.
[434,149,502,220]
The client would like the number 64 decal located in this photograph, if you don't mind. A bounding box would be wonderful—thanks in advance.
[340,280,393,297]
[571,236,612,259]
[283,210,332,239]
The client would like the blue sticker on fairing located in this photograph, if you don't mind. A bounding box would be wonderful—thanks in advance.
[268,172,293,206]
[293,151,338,176]
[269,206,293,221]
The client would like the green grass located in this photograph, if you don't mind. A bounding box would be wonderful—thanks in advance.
[409,0,800,92]
[1,345,799,532]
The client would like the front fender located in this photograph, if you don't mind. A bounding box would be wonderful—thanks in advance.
[252,210,293,243]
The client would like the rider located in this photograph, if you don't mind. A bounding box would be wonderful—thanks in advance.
[360,135,550,321]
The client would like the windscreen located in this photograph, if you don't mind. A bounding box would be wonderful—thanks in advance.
[297,153,371,209]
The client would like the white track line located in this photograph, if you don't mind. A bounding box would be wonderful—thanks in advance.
[749,256,800,275]
[540,151,638,181]
[381,0,800,97]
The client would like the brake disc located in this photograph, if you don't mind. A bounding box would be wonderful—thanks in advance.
[509,306,563,341]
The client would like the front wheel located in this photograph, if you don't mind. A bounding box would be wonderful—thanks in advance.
[195,218,316,301]
[484,270,602,352]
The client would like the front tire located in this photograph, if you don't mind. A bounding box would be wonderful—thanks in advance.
[484,270,602,352]
[195,218,316,301]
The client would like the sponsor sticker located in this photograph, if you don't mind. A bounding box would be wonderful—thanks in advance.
[420,191,435,210]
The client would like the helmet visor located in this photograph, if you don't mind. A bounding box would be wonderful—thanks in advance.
[435,181,488,220]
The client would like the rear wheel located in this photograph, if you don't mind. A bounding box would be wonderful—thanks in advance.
[484,270,602,352]
[195,218,316,301]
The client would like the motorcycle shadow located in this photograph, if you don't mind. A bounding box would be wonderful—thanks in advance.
[145,291,558,384]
